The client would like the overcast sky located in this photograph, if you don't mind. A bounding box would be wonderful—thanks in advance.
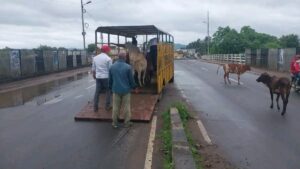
[1,0,300,49]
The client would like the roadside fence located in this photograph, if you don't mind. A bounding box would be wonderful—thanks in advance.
[201,47,300,73]
[0,49,92,83]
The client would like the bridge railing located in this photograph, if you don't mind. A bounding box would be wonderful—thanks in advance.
[201,53,246,64]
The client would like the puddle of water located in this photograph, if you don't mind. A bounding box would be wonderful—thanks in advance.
[0,72,88,108]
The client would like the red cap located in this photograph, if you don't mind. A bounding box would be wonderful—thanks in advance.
[101,45,111,53]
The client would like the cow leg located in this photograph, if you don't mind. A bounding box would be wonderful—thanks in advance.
[224,73,227,84]
[237,74,240,85]
[138,70,143,87]
[227,74,231,84]
[142,70,146,85]
[281,90,290,116]
[276,93,280,110]
[269,89,273,109]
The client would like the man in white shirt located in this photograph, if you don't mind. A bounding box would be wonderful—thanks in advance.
[92,45,112,112]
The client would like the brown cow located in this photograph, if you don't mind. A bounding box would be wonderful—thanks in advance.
[256,72,291,116]
[217,63,251,85]
[111,43,147,86]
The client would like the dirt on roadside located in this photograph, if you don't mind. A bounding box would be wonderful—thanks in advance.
[152,83,236,169]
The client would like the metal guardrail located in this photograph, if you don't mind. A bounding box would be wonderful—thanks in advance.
[201,54,246,64]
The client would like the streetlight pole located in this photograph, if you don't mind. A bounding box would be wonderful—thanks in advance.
[203,11,210,55]
[80,0,91,50]
[207,10,210,55]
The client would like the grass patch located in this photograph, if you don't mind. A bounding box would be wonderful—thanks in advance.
[159,110,173,169]
[173,102,204,169]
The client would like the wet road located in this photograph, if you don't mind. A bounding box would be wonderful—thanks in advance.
[0,73,150,169]
[175,60,300,169]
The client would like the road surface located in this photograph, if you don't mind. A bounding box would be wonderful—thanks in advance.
[0,73,150,169]
[175,59,300,169]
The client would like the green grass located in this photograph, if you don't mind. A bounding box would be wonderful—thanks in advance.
[159,103,203,169]
[159,110,173,169]
[173,102,204,169]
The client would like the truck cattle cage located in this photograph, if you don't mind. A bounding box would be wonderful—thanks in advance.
[75,25,175,122]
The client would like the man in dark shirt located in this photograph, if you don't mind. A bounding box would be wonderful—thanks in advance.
[109,52,137,128]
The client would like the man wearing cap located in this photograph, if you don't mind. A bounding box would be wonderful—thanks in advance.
[291,55,300,84]
[293,55,300,85]
[109,52,138,128]
[92,45,112,112]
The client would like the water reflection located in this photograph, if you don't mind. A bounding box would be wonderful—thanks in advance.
[0,73,88,108]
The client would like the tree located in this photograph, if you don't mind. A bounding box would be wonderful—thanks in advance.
[210,26,243,54]
[263,41,281,48]
[87,43,96,53]
[186,38,207,55]
[37,45,57,50]
[279,34,299,48]
[187,25,298,55]
[57,47,68,50]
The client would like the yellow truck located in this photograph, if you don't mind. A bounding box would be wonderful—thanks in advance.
[95,25,174,94]
[75,25,174,121]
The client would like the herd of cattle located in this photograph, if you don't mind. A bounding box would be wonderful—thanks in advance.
[217,63,291,116]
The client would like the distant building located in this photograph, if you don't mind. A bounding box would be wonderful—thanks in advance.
[176,48,196,57]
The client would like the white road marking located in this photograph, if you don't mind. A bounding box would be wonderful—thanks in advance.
[74,95,83,99]
[44,97,63,105]
[144,115,157,169]
[201,67,209,71]
[89,79,94,83]
[229,78,244,85]
[197,119,212,145]
[85,84,95,90]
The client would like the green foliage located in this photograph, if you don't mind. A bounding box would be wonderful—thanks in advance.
[35,45,67,51]
[263,41,281,48]
[37,45,57,50]
[173,102,190,124]
[187,25,300,54]
[279,34,299,48]
[186,38,207,55]
[87,43,96,53]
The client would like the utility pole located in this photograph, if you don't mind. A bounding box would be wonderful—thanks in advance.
[81,0,86,50]
[203,10,210,55]
[81,0,91,50]
[207,10,210,55]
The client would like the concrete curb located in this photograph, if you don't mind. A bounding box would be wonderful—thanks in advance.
[170,107,196,169]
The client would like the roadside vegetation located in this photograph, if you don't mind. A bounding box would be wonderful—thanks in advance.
[174,102,204,169]
[187,25,300,55]
[159,102,204,169]
[160,110,173,169]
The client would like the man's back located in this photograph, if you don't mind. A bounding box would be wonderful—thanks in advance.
[109,60,136,94]
[92,53,112,79]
